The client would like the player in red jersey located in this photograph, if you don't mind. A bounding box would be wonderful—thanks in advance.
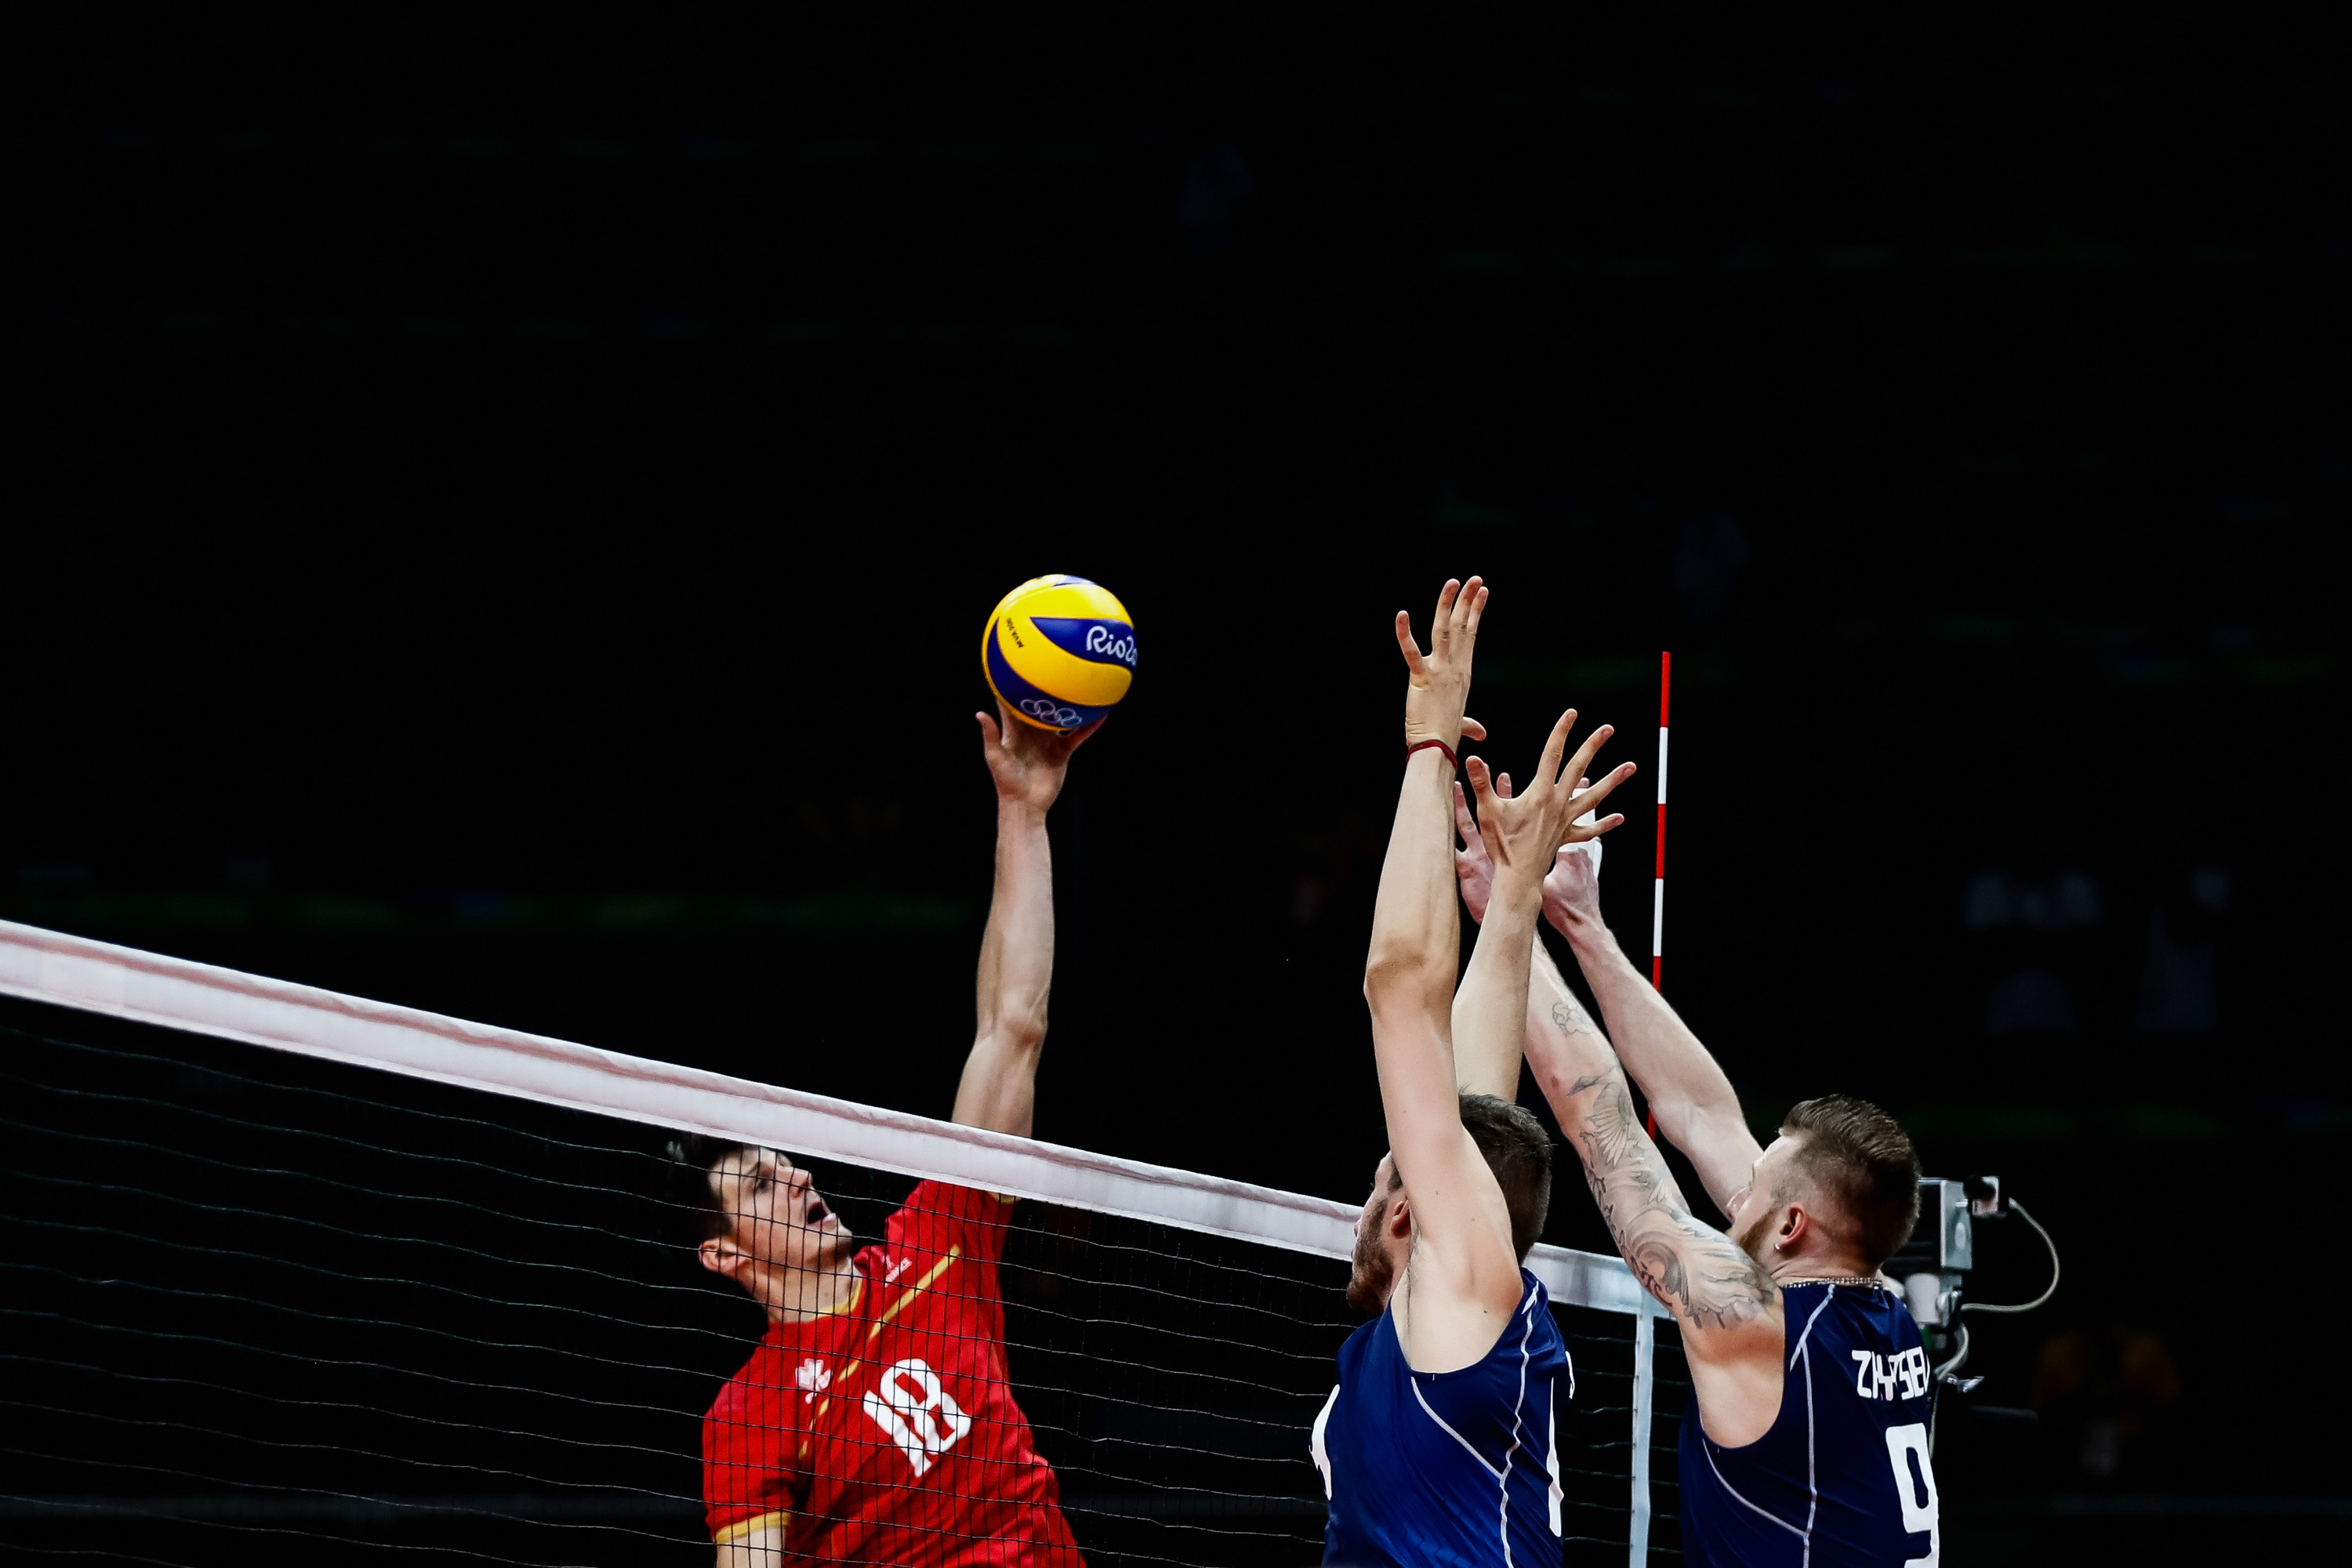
[677,700,1097,1566]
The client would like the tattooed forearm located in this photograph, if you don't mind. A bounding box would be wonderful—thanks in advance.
[1566,1066,1773,1331]
[1584,1077,1643,1168]
[1549,997,1597,1036]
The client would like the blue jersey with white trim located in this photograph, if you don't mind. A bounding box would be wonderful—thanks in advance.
[1679,1281,1942,1567]
[1312,1271,1571,1568]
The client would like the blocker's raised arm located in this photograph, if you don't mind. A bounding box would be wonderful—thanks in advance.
[1450,769,1634,1104]
[1453,707,1635,1113]
[1453,796,1761,1218]
[1361,579,1520,1365]
[1521,985,1787,1441]
[1544,837,1761,1216]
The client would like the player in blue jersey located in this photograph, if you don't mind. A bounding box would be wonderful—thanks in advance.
[1312,577,1639,1568]
[1453,805,1941,1566]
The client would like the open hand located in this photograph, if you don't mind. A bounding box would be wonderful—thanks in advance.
[1462,710,1635,899]
[977,701,1100,813]
[1394,578,1490,752]
[1455,777,1607,926]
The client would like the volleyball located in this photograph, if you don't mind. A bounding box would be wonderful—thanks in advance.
[981,575,1138,732]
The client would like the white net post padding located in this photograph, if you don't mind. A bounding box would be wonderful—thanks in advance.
[1628,1298,1657,1565]
[0,919,1664,1565]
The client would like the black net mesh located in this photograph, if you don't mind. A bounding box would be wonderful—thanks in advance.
[0,993,1651,1566]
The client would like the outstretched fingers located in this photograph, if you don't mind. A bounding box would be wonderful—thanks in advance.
[1428,579,1461,652]
[1392,611,1428,676]
[1570,760,1640,818]
[1464,753,1504,818]
[1454,576,1488,637]
[1406,575,1486,667]
[1534,708,1579,794]
[1558,721,1615,788]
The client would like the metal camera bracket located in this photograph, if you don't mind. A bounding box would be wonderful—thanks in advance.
[1889,1176,1998,1327]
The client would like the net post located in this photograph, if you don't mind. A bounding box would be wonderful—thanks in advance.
[1628,1296,1656,1567]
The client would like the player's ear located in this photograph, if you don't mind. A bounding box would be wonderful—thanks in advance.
[1386,1192,1413,1240]
[1777,1203,1808,1252]
[698,1236,741,1278]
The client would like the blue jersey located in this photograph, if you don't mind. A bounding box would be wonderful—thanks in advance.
[1311,1271,1572,1568]
[1679,1281,1942,1567]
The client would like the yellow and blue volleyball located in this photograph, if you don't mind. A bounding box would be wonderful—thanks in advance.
[981,575,1138,732]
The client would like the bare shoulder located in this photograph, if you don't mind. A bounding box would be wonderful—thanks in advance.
[1679,1276,1790,1446]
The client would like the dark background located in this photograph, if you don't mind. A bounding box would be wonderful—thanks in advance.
[12,17,2347,1559]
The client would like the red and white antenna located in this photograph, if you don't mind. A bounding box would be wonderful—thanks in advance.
[1645,651,1670,1138]
[1652,652,1670,993]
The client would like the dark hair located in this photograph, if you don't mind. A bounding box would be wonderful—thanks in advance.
[1392,1094,1555,1260]
[665,1133,749,1242]
[1779,1095,1921,1268]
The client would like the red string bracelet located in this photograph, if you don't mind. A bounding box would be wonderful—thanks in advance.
[1404,739,1458,770]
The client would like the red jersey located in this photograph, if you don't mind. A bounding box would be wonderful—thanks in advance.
[702,1180,1084,1566]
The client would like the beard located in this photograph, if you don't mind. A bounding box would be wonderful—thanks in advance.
[1345,1212,1396,1316]
[1729,1203,1777,1267]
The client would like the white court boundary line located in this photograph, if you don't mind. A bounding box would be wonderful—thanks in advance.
[0,919,1647,1315]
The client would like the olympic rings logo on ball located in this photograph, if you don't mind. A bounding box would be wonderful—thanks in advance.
[1020,697,1086,727]
[1083,625,1138,667]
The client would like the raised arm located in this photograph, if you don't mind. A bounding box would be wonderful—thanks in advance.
[1456,713,1637,1110]
[1451,779,1610,1098]
[1363,579,1533,1363]
[950,702,1098,1137]
[1454,784,1759,1217]
[1520,987,1786,1443]
[1544,844,1760,1216]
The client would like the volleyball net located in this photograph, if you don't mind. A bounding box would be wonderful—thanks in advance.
[0,920,1669,1566]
